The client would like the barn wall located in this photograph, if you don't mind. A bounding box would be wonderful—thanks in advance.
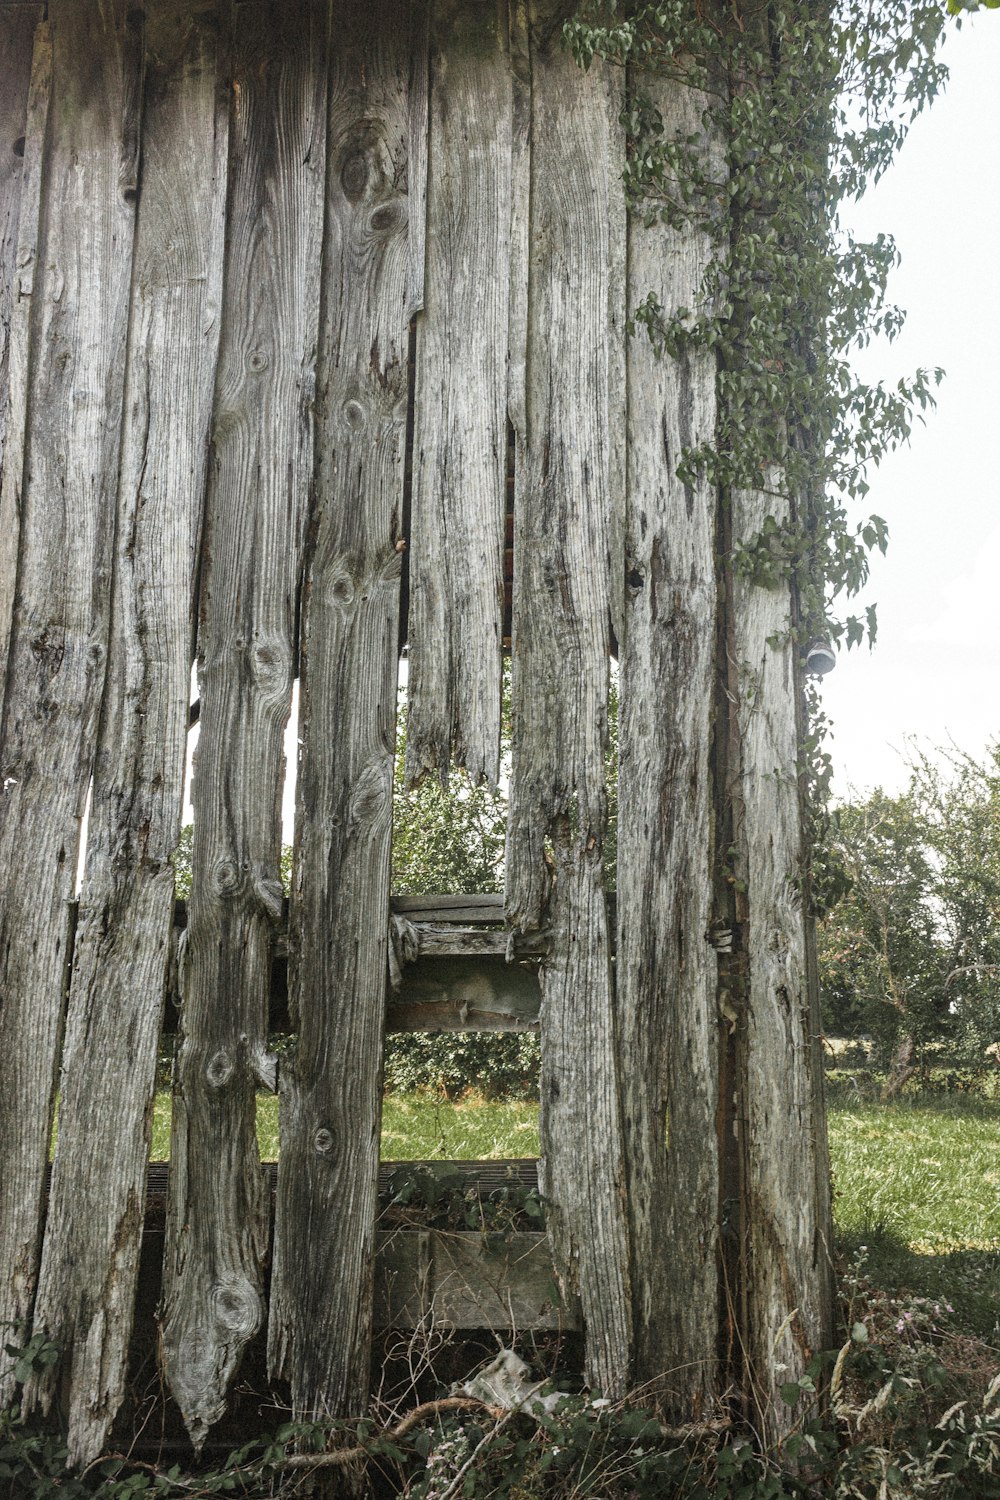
[0,0,832,1462]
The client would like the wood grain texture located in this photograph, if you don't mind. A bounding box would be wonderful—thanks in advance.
[616,70,721,1414]
[159,0,327,1446]
[0,0,137,1408]
[404,0,510,789]
[406,0,429,319]
[26,4,229,1464]
[0,4,44,676]
[505,12,631,1396]
[731,479,832,1436]
[267,0,411,1421]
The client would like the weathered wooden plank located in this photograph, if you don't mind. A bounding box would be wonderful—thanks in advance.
[387,955,540,1031]
[267,0,412,1421]
[160,0,327,1447]
[616,70,721,1415]
[404,0,510,789]
[406,0,429,320]
[504,11,631,1397]
[0,4,44,677]
[730,482,833,1436]
[392,892,507,924]
[0,0,138,1408]
[407,926,547,959]
[375,1230,576,1331]
[26,4,230,1464]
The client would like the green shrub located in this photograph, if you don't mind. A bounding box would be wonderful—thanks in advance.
[384,1032,541,1102]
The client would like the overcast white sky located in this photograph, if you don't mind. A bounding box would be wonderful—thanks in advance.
[819,11,1000,799]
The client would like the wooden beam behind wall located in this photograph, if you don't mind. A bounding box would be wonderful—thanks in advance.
[0,0,137,1409]
[159,0,328,1448]
[267,0,415,1424]
[27,3,230,1465]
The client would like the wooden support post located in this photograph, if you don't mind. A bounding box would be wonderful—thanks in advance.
[616,66,722,1417]
[405,0,511,790]
[267,0,414,1421]
[0,2,45,674]
[0,0,137,1408]
[728,476,834,1437]
[27,3,230,1464]
[504,7,631,1398]
[160,0,328,1447]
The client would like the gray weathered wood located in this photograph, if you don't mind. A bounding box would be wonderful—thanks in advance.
[616,69,721,1415]
[26,4,229,1464]
[406,0,429,320]
[392,892,507,924]
[0,0,137,1408]
[0,4,44,677]
[730,479,833,1436]
[375,1230,576,1332]
[504,11,631,1397]
[405,0,510,790]
[160,0,327,1447]
[267,0,411,1421]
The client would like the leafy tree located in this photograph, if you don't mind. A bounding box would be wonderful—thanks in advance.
[819,744,1000,1084]
[909,744,1000,1064]
[819,789,950,1087]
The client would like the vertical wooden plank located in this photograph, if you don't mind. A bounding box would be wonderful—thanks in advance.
[404,0,510,790]
[26,4,230,1464]
[730,487,833,1435]
[406,0,429,321]
[0,3,45,676]
[268,0,411,1419]
[0,0,138,1408]
[159,0,327,1446]
[504,11,630,1397]
[616,69,721,1416]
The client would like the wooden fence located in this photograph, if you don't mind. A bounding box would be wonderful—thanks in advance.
[0,0,833,1469]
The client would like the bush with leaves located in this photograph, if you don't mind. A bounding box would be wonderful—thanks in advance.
[818,743,1000,1079]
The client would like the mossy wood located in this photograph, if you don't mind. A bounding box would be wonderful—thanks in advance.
[0,0,832,1464]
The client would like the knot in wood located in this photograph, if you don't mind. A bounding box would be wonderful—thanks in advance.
[369,200,403,237]
[249,638,289,694]
[340,149,369,202]
[246,347,269,374]
[329,572,354,608]
[211,857,241,896]
[212,1277,259,1338]
[342,398,366,432]
[206,1048,234,1088]
[313,1126,336,1157]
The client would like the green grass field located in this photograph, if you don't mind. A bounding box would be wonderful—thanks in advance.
[148,1086,1000,1340]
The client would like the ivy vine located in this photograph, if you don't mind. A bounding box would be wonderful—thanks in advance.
[565,0,955,656]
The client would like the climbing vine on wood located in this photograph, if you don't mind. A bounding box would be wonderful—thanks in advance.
[564,0,951,655]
